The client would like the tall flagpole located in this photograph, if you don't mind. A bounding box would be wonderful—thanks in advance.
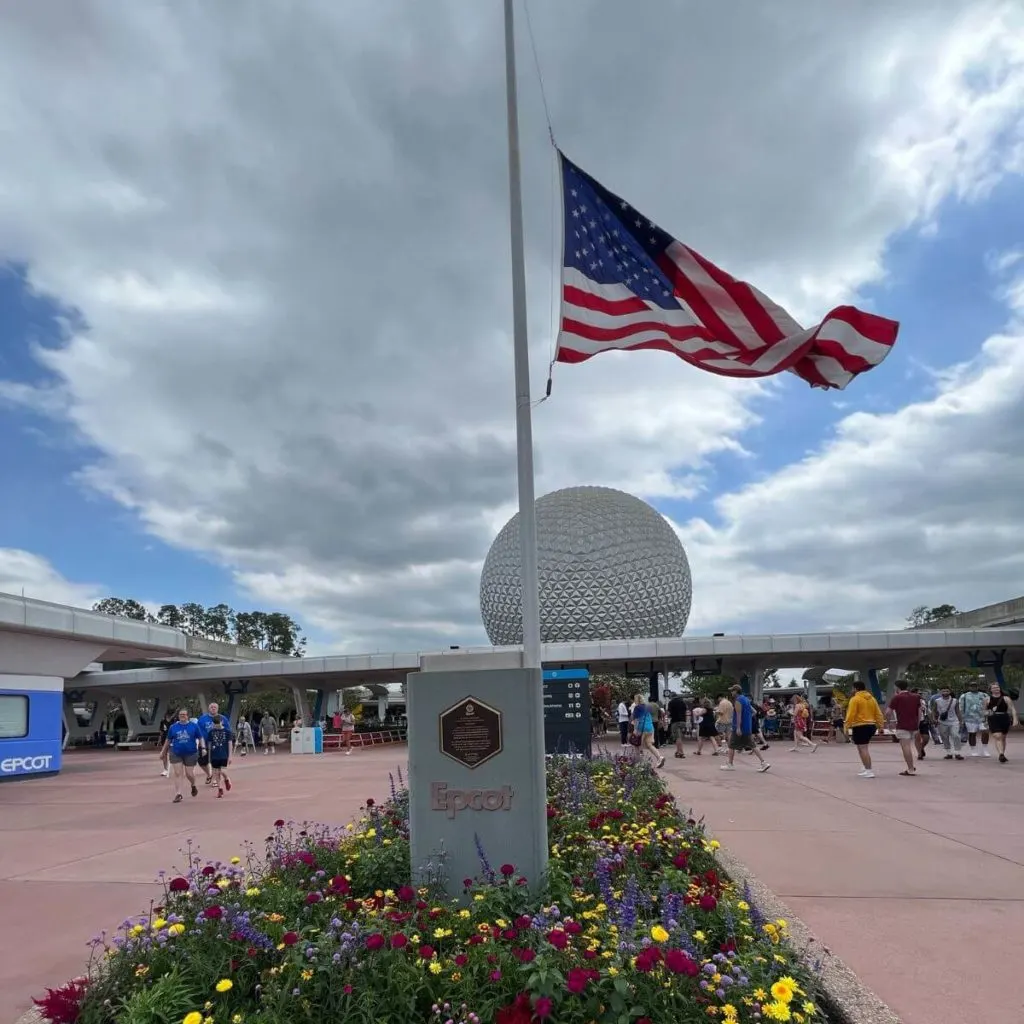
[503,0,542,672]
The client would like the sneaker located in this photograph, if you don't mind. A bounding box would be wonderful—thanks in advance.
[758,763,771,773]
[857,769,870,776]
[719,764,736,771]
[971,750,980,757]
[999,754,1008,763]
[173,794,183,803]
[160,769,169,777]
[205,776,215,785]
[983,750,992,757]
[224,777,232,792]
[217,788,224,798]
[954,755,964,761]
[860,770,875,778]
[190,784,198,797]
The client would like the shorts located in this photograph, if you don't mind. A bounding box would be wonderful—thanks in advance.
[670,721,687,741]
[894,729,914,741]
[850,724,877,746]
[197,751,210,768]
[832,718,844,729]
[918,722,930,736]
[729,732,755,752]
[169,752,198,767]
[964,719,984,734]
[210,758,228,770]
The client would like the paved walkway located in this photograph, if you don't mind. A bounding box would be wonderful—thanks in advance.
[651,737,1024,1024]
[5,739,1023,1024]
[0,747,402,1024]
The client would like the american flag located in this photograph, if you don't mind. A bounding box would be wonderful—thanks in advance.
[555,153,899,389]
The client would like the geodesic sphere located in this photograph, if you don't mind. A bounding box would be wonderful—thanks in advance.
[479,485,692,645]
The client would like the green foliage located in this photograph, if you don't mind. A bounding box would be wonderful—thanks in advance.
[906,603,959,628]
[92,597,150,621]
[117,970,202,1024]
[95,598,307,656]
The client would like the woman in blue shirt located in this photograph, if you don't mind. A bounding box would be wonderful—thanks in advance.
[632,693,666,769]
[159,708,205,803]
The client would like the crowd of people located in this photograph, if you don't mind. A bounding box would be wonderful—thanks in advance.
[609,679,1020,779]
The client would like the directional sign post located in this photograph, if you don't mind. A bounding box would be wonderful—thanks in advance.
[542,668,591,756]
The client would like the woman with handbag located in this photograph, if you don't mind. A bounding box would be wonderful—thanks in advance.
[986,683,1019,763]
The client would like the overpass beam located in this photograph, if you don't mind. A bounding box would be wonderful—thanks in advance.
[862,668,884,704]
[885,663,909,702]
[291,686,312,726]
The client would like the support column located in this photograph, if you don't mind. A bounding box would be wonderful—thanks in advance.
[750,666,765,704]
[196,692,210,716]
[120,696,146,739]
[863,668,883,704]
[885,664,908,702]
[291,686,312,726]
[738,672,751,696]
[62,693,99,744]
[312,689,325,724]
[647,666,660,704]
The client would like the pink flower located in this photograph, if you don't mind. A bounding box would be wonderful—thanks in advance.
[534,996,554,1019]
[699,894,718,912]
[202,906,224,920]
[418,944,435,959]
[390,933,408,949]
[546,928,568,950]
[365,934,386,950]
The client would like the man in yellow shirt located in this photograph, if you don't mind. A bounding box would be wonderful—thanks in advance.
[843,681,886,778]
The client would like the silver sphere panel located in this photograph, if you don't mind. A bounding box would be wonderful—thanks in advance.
[479,485,692,645]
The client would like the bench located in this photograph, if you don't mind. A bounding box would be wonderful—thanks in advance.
[116,741,144,750]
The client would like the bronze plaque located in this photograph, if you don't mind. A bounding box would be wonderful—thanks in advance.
[438,696,503,769]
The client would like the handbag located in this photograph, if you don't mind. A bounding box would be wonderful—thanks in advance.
[629,733,642,747]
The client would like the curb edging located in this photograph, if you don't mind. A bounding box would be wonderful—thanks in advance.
[715,847,902,1024]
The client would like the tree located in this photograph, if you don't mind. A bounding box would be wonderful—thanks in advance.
[179,602,208,636]
[92,597,152,621]
[907,604,959,628]
[204,603,234,642]
[761,668,780,690]
[157,604,183,629]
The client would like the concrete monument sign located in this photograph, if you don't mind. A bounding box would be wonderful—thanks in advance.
[407,650,547,897]
[439,696,503,768]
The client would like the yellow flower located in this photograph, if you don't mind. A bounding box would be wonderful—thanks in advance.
[129,925,145,937]
[763,1004,791,1022]
[245,887,260,897]
[736,901,750,912]
[709,840,720,850]
[230,856,241,865]
[650,925,669,943]
[770,978,796,1004]
[134,965,150,978]
[693,930,706,942]
[152,918,167,930]
[722,1006,738,1021]
[183,1014,203,1024]
[232,1016,243,1024]
[428,961,442,975]
[168,923,185,937]
[458,910,471,919]
[215,979,233,993]
[802,1002,816,1014]
[301,969,313,981]
[452,971,462,981]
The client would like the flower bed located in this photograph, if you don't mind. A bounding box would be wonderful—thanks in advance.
[37,757,829,1024]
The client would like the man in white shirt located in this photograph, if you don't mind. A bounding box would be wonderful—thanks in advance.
[617,701,630,747]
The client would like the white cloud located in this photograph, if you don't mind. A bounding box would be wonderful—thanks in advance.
[0,1,1022,650]
[677,266,1024,634]
[0,549,104,608]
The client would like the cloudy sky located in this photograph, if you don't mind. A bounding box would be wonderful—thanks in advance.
[1,0,1023,654]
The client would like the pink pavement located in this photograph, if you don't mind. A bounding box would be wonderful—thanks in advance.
[654,737,1024,1024]
[0,746,405,1024]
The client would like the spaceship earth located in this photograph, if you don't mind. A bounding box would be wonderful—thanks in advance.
[479,485,692,645]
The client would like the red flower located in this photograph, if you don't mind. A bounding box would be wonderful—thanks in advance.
[490,970,502,982]
[699,894,718,912]
[455,954,469,966]
[282,931,299,946]
[672,852,689,870]
[33,978,89,1024]
[566,967,592,993]
[329,875,351,894]
[396,885,416,903]
[467,935,484,946]
[305,892,322,905]
[418,944,435,959]
[201,866,216,877]
[202,905,224,920]
[343,984,353,995]
[515,915,532,929]
[500,863,515,876]
[365,933,386,950]
[546,928,569,950]
[296,851,316,867]
[274,819,285,827]
[583,949,597,960]
[665,948,698,976]
[534,995,554,1019]
[546,805,558,819]
[168,877,189,893]
[390,933,408,949]
[563,920,582,935]
[365,798,375,808]
[463,878,474,889]
[246,947,258,958]
[513,948,536,963]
